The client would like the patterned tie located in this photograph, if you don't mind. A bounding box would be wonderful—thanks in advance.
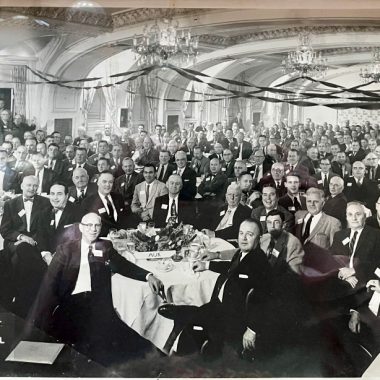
[349,231,358,256]
[79,189,85,201]
[106,195,116,223]
[125,174,131,187]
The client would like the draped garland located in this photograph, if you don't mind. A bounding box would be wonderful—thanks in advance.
[17,63,380,110]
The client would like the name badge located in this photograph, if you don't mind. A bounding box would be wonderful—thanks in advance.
[69,196,76,203]
[272,248,280,258]
[375,268,380,278]
[222,168,226,171]
[50,220,55,226]
[172,170,177,174]
[239,274,248,279]
[98,207,106,214]
[68,167,73,171]
[317,180,323,184]
[93,249,103,257]
[297,219,303,224]
[193,326,203,331]
[18,209,26,217]
[121,182,125,187]
[111,165,116,169]
[342,237,350,246]
[161,204,168,210]
[347,182,352,187]
[184,179,190,182]
[93,179,97,183]
[288,206,295,211]
[220,210,226,216]
[260,216,266,221]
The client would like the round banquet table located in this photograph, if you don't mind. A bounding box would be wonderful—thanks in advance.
[111,237,235,354]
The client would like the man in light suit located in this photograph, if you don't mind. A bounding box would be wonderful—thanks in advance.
[29,212,163,367]
[131,163,168,221]
[152,174,196,228]
[294,187,341,250]
[0,175,51,316]
[202,183,252,240]
[81,171,127,236]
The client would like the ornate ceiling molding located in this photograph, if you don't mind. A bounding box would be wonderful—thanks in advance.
[112,8,210,29]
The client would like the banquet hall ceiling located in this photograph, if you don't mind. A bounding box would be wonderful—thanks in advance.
[1,4,380,88]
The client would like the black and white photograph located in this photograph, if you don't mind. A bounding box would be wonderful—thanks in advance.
[1,0,380,377]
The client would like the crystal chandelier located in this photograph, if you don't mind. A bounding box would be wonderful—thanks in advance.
[360,49,380,83]
[133,19,199,67]
[282,32,327,77]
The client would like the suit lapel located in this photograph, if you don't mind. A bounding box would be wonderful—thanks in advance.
[148,181,157,204]
[354,227,368,258]
[16,196,27,229]
[306,213,326,242]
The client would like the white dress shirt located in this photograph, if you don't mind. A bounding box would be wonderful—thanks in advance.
[302,212,323,235]
[72,241,93,295]
[76,186,87,198]
[23,199,33,232]
[54,209,63,228]
[36,168,44,194]
[0,170,5,192]
[216,206,237,231]
[166,195,179,222]
[349,227,364,268]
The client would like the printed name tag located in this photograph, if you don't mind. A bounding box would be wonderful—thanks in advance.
[18,209,26,217]
[172,170,177,174]
[220,210,226,216]
[161,204,168,210]
[288,206,295,211]
[239,274,248,279]
[111,165,116,169]
[50,220,54,226]
[222,168,226,171]
[121,182,125,187]
[98,207,106,214]
[297,219,303,224]
[260,216,266,221]
[342,237,350,246]
[68,196,76,203]
[317,180,323,184]
[272,248,280,258]
[184,179,190,182]
[68,167,73,171]
[93,249,103,257]
[347,182,352,187]
[375,268,380,278]
[193,326,203,331]
[93,179,97,183]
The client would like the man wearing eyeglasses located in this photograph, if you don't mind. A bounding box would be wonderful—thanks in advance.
[30,212,163,367]
[0,175,50,316]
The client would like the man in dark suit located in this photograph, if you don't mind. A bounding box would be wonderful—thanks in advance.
[45,143,68,179]
[152,174,196,228]
[231,132,252,160]
[67,167,98,206]
[113,157,142,208]
[158,218,272,358]
[135,137,159,166]
[323,176,348,228]
[65,147,97,185]
[278,173,307,214]
[284,149,316,190]
[29,152,57,195]
[344,161,379,213]
[156,150,176,183]
[222,149,235,178]
[109,144,125,178]
[174,150,197,200]
[81,171,127,237]
[202,183,251,240]
[364,152,380,185]
[87,140,112,166]
[331,151,351,179]
[347,141,366,165]
[0,175,50,316]
[29,212,163,367]
[190,146,210,177]
[257,162,287,197]
[0,149,19,193]
[41,182,82,258]
[231,112,244,129]
[313,157,337,196]
[252,184,295,233]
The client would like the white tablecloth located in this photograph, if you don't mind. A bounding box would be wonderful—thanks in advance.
[111,238,234,353]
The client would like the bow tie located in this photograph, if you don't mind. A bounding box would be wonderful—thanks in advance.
[23,198,34,202]
[54,207,64,213]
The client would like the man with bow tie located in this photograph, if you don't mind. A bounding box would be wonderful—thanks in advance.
[29,212,163,367]
[0,175,50,316]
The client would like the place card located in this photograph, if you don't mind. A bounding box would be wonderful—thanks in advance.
[134,250,176,260]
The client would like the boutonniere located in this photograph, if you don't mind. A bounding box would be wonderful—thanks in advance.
[105,259,111,267]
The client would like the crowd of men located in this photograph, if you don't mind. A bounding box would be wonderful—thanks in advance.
[1,114,380,373]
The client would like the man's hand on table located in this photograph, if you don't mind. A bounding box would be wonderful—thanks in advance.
[242,328,256,350]
[200,250,219,261]
[147,274,164,296]
[192,261,207,272]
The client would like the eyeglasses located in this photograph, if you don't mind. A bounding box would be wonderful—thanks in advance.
[81,223,101,229]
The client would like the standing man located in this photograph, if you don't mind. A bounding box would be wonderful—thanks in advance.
[30,212,163,367]
[174,150,197,200]
[191,146,210,178]
[278,173,307,214]
[156,150,176,183]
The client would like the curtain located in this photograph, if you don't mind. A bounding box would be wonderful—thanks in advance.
[12,65,27,116]
[80,86,97,128]
[143,74,159,132]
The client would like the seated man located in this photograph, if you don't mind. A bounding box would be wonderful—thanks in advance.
[202,183,251,240]
[68,167,98,205]
[81,171,127,237]
[0,148,19,193]
[0,175,51,316]
[323,176,348,228]
[29,152,57,195]
[158,218,272,359]
[152,174,196,228]
[29,212,163,367]
[278,173,306,214]
[251,184,295,233]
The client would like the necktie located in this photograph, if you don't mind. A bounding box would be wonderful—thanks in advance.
[302,215,314,243]
[349,231,358,255]
[125,174,131,187]
[88,244,96,291]
[157,165,163,181]
[266,239,277,266]
[146,184,150,204]
[217,209,232,230]
[341,165,345,177]
[228,250,242,274]
[170,199,177,219]
[323,174,327,188]
[23,197,34,202]
[79,189,85,201]
[106,195,116,223]
[357,179,362,187]
[293,197,301,210]
[290,165,294,172]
